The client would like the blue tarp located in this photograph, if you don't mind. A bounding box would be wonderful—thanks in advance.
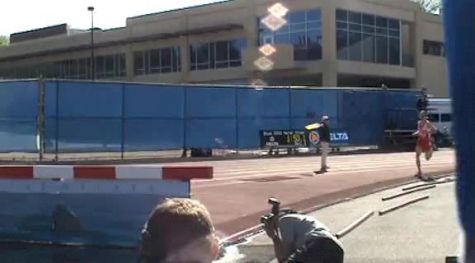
[0,80,421,153]
[444,0,475,257]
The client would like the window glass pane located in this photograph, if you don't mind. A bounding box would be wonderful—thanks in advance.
[230,60,242,67]
[307,34,322,60]
[209,43,215,69]
[337,21,348,30]
[238,38,247,49]
[376,28,388,35]
[160,48,172,73]
[172,47,180,71]
[177,47,182,70]
[337,30,348,60]
[119,54,126,76]
[294,47,307,61]
[349,31,363,61]
[62,60,70,78]
[261,34,274,45]
[134,51,145,75]
[290,32,306,46]
[289,11,306,23]
[150,49,160,73]
[349,12,362,24]
[277,24,289,34]
[389,37,400,65]
[423,40,444,56]
[197,44,210,65]
[376,36,388,64]
[389,30,400,37]
[95,56,105,78]
[362,34,375,62]
[71,60,79,79]
[388,19,400,29]
[349,23,362,32]
[290,23,306,32]
[363,26,375,33]
[307,9,321,21]
[230,39,243,60]
[275,33,289,43]
[376,17,388,28]
[216,61,229,68]
[363,14,375,25]
[260,8,321,62]
[429,114,440,121]
[336,9,348,21]
[190,45,197,64]
[441,114,451,122]
[215,41,229,67]
[105,55,115,77]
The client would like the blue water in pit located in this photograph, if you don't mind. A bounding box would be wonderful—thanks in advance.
[0,244,138,263]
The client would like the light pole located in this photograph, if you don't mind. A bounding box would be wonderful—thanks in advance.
[88,6,95,80]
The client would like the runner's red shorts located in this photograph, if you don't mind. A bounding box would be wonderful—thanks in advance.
[417,135,432,152]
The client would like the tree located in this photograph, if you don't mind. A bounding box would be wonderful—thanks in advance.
[0,36,9,46]
[413,0,442,14]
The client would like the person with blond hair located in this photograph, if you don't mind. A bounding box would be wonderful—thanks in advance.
[138,198,220,263]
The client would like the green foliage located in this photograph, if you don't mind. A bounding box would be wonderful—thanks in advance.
[0,36,9,46]
[413,0,442,14]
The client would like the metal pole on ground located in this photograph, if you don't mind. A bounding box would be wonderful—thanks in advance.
[378,195,430,216]
[335,210,374,239]
[382,185,436,201]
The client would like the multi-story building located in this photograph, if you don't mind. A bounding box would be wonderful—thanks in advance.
[0,0,447,96]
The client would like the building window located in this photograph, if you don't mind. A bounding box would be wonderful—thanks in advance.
[190,39,246,71]
[259,9,322,61]
[0,53,125,80]
[134,46,181,76]
[118,54,126,77]
[423,40,444,56]
[441,113,451,122]
[37,54,126,80]
[336,9,401,66]
[134,51,146,75]
[78,58,89,79]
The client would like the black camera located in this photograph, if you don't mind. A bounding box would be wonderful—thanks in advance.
[260,198,281,224]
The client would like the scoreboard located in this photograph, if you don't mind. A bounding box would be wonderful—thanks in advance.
[260,130,349,148]
[260,130,307,148]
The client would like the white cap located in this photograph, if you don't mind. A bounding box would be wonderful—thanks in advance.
[321,115,329,121]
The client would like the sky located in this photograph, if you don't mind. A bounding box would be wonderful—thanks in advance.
[0,0,224,36]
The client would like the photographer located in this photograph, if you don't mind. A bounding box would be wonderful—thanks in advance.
[263,213,344,263]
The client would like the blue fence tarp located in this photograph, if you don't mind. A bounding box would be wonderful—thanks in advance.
[0,80,421,153]
[444,0,475,256]
[0,81,39,152]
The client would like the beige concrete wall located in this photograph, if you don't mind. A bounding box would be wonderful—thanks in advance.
[331,0,417,21]
[0,28,128,59]
[338,61,416,79]
[416,14,447,97]
[419,56,447,97]
[0,0,447,95]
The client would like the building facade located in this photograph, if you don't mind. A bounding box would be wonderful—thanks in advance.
[0,0,448,96]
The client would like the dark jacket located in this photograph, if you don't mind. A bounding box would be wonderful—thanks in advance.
[318,123,330,143]
[417,97,428,111]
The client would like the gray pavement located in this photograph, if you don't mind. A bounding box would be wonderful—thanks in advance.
[230,177,459,263]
